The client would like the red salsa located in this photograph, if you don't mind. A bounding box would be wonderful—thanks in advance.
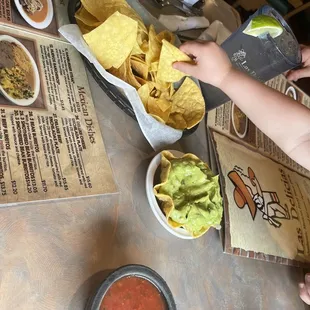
[100,276,167,310]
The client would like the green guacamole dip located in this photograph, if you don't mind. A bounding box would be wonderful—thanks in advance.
[158,158,222,236]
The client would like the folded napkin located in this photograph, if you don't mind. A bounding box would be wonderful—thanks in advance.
[158,15,209,32]
[198,20,231,45]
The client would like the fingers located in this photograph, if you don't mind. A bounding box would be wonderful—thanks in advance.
[287,67,310,81]
[300,283,310,305]
[173,61,197,76]
[179,41,204,58]
[286,70,296,81]
[179,41,218,59]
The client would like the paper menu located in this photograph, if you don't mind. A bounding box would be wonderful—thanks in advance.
[0,21,117,205]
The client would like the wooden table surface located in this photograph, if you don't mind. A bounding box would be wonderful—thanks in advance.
[0,71,308,310]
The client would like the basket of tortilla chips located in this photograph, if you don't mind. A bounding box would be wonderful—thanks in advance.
[68,0,205,134]
[153,151,223,237]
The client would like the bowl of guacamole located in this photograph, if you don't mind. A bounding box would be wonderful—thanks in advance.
[146,150,223,238]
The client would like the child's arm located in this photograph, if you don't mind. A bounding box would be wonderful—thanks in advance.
[174,42,310,171]
[221,67,310,170]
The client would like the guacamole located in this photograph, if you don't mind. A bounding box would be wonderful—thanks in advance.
[155,153,222,237]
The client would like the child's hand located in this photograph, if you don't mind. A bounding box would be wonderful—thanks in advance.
[299,274,310,305]
[287,45,310,81]
[173,41,233,88]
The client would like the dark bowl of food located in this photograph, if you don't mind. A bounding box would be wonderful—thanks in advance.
[86,264,176,310]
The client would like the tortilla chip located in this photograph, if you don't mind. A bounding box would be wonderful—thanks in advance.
[159,88,171,102]
[132,42,146,55]
[150,61,158,72]
[131,58,148,80]
[169,83,175,98]
[157,30,175,44]
[145,25,162,67]
[109,63,127,81]
[138,83,150,108]
[150,114,165,124]
[156,80,170,90]
[132,27,149,55]
[75,5,101,27]
[83,12,138,69]
[81,0,147,35]
[81,0,148,40]
[147,97,172,122]
[132,43,143,55]
[150,87,161,98]
[76,19,95,34]
[169,77,205,129]
[149,71,157,83]
[131,55,146,64]
[157,40,192,83]
[146,80,170,97]
[109,57,141,89]
[135,76,147,86]
[166,113,187,130]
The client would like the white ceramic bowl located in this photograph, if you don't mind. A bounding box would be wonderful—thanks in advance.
[231,102,248,139]
[14,0,53,29]
[146,150,199,240]
[0,35,40,106]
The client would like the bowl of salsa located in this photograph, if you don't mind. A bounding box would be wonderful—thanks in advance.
[86,265,176,310]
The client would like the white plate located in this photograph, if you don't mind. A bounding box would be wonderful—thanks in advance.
[285,86,297,100]
[231,102,248,139]
[146,150,200,240]
[14,0,53,29]
[0,35,40,106]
